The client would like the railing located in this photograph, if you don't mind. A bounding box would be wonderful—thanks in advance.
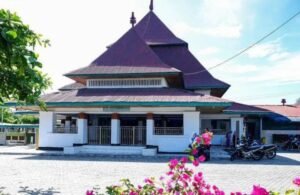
[210,129,227,135]
[154,127,183,135]
[53,126,78,134]
[121,126,146,146]
[88,126,111,145]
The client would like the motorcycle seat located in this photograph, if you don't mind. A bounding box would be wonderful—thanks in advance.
[247,145,261,150]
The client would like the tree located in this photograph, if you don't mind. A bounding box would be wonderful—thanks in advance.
[0,9,51,106]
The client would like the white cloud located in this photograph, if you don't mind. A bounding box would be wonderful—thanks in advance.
[269,52,290,61]
[197,0,244,38]
[198,47,220,56]
[246,42,281,58]
[246,52,300,84]
[202,24,242,38]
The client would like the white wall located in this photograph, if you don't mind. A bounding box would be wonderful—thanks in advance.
[146,119,154,145]
[77,119,88,144]
[39,112,86,148]
[151,112,200,152]
[111,119,120,144]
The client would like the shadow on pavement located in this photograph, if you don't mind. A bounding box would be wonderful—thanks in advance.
[16,153,300,166]
[18,186,60,195]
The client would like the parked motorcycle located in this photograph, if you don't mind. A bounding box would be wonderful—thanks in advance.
[282,136,300,151]
[230,143,264,161]
[230,139,277,161]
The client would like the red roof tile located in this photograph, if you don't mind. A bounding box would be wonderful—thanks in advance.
[256,105,300,117]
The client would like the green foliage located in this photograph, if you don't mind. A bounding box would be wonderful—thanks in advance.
[0,107,38,124]
[0,9,51,105]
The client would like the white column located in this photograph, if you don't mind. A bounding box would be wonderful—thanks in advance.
[183,112,200,137]
[230,117,244,141]
[39,111,55,147]
[146,113,154,146]
[111,114,120,145]
[77,118,88,144]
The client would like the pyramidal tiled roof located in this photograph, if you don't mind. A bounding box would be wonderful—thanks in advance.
[65,28,180,77]
[135,11,187,46]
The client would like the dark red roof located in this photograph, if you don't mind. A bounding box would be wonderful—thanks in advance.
[135,11,187,46]
[151,46,230,89]
[41,88,231,106]
[65,28,179,76]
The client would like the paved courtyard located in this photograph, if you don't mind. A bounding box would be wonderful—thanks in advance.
[0,152,299,195]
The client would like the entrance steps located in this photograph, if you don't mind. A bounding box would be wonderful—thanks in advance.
[64,145,157,156]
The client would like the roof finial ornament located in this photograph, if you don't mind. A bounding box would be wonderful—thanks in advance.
[149,0,154,11]
[130,12,136,27]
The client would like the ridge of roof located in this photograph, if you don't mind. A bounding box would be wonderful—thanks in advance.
[135,11,187,46]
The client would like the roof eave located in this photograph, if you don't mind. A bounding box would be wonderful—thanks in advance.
[7,101,232,108]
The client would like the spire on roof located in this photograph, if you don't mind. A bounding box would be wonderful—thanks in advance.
[130,12,136,27]
[149,0,154,11]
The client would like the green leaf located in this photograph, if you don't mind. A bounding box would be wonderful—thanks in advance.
[6,30,17,39]
[285,189,295,195]
[188,155,194,162]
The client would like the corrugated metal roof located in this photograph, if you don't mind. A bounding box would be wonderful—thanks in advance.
[41,88,231,106]
[65,28,179,77]
[151,46,230,90]
[224,102,270,114]
[59,82,86,91]
[135,11,187,46]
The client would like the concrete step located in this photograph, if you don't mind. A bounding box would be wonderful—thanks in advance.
[64,145,157,156]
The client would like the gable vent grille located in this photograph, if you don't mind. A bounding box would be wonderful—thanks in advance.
[87,78,165,88]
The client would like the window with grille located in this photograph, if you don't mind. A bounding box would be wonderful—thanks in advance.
[87,78,166,88]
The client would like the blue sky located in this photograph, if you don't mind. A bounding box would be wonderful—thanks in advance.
[1,0,300,105]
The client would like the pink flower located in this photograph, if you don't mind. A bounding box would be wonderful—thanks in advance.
[194,173,203,183]
[293,176,300,186]
[157,188,164,194]
[169,159,179,169]
[182,173,190,180]
[166,171,174,176]
[129,191,138,195]
[86,190,94,195]
[144,178,153,184]
[198,155,206,162]
[180,157,188,163]
[192,149,198,155]
[196,136,202,143]
[193,159,200,167]
[251,185,269,195]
